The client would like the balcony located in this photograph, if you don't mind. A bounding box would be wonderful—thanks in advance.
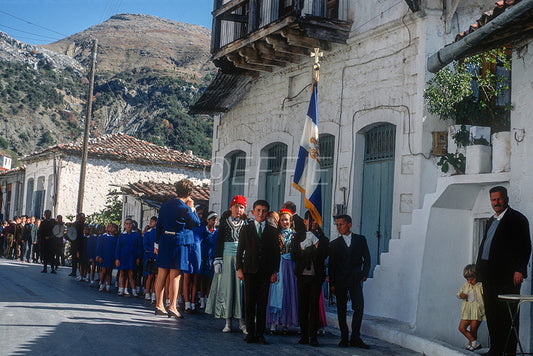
[210,0,352,74]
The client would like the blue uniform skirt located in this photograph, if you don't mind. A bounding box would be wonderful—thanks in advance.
[157,233,188,271]
[185,242,201,274]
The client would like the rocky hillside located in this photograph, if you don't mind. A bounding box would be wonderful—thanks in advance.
[0,14,215,162]
[43,13,212,76]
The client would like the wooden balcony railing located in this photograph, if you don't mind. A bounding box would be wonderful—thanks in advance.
[212,0,345,52]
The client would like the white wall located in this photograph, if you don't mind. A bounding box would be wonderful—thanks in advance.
[23,153,209,219]
[508,43,533,352]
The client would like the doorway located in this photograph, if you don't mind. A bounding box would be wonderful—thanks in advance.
[360,124,395,277]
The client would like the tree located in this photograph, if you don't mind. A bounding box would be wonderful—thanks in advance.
[86,189,123,227]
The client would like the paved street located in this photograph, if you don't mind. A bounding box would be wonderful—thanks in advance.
[0,258,420,356]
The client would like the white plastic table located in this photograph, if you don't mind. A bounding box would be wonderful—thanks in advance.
[498,294,533,355]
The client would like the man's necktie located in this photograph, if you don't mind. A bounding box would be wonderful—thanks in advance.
[258,223,262,238]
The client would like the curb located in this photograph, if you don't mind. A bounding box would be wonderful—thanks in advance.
[325,312,473,356]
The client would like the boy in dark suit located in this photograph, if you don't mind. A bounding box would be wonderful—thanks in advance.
[236,200,280,344]
[329,214,371,348]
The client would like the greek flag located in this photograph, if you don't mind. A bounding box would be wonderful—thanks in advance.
[292,82,322,226]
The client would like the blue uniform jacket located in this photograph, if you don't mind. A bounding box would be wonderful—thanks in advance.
[156,198,200,245]
[115,230,142,270]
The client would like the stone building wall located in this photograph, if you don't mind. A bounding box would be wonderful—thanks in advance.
[23,153,209,219]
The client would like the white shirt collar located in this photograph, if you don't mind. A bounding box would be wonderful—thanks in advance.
[494,207,508,221]
[342,233,351,247]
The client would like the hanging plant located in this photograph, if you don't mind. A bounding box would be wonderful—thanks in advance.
[424,48,512,132]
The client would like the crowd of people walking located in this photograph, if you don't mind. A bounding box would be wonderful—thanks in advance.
[0,178,372,349]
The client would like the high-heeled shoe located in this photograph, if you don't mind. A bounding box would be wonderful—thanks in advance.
[168,309,184,319]
[155,307,167,316]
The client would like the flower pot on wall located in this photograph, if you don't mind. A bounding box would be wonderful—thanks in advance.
[448,125,470,154]
[470,126,491,143]
[466,145,492,174]
[491,131,511,173]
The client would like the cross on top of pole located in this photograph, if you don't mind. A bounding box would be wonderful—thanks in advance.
[311,47,322,82]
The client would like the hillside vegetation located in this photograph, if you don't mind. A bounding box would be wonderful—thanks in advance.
[0,13,214,163]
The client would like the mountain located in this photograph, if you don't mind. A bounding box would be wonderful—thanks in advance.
[43,13,212,76]
[0,14,215,161]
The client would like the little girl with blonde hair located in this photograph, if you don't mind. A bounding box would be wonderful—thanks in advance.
[456,264,485,351]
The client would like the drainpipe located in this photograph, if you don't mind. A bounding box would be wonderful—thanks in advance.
[427,0,533,73]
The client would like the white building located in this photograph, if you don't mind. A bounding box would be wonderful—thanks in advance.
[191,0,533,352]
[0,133,210,220]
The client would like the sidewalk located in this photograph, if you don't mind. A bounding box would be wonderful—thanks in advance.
[324,306,481,356]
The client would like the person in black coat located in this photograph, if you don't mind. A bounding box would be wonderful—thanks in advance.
[476,186,531,356]
[236,200,280,345]
[329,214,371,349]
[290,210,329,347]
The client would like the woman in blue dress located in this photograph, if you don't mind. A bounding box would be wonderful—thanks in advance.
[154,179,201,319]
[115,219,143,297]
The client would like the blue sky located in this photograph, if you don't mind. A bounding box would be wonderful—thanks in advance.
[0,0,213,45]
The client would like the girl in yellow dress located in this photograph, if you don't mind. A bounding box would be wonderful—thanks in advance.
[456,264,485,351]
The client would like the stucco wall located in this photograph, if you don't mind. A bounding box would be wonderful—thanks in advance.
[508,44,533,352]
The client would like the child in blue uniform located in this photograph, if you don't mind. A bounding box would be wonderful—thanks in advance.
[87,225,101,287]
[199,211,218,310]
[96,223,118,292]
[115,218,143,297]
[143,216,158,303]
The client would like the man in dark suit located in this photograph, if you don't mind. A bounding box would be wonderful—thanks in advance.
[329,214,371,349]
[291,210,329,347]
[236,199,280,345]
[476,186,531,356]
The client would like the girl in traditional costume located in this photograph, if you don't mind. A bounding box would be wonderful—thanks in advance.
[206,195,248,334]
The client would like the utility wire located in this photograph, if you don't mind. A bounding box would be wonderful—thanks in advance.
[0,23,60,41]
[0,10,68,37]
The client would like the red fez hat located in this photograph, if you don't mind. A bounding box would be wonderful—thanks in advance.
[279,208,293,217]
[230,195,247,208]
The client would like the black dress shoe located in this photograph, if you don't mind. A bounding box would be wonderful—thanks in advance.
[338,340,349,348]
[257,336,268,345]
[168,309,184,319]
[51,270,56,274]
[244,336,257,343]
[298,337,309,345]
[68,273,76,277]
[350,339,370,349]
[41,269,47,273]
[309,338,319,347]
[154,307,167,316]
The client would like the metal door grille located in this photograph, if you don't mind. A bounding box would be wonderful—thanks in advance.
[267,144,287,172]
[320,134,334,168]
[364,125,396,162]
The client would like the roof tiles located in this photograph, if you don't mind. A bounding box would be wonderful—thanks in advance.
[23,133,211,169]
[121,180,210,207]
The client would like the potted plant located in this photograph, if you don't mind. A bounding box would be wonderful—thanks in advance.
[424,48,512,174]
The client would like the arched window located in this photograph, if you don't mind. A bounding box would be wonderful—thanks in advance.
[263,143,287,212]
[222,150,246,209]
[25,179,34,216]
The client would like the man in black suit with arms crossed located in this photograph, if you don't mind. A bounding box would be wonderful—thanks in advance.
[236,199,280,345]
[476,186,531,356]
[329,214,371,349]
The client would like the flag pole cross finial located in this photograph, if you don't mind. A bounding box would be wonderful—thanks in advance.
[311,47,322,82]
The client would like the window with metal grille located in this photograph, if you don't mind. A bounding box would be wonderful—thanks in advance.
[320,134,334,168]
[267,144,287,173]
[364,125,396,162]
